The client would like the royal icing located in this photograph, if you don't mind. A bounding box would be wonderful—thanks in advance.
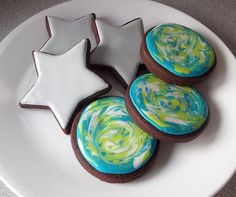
[146,24,215,77]
[129,73,208,135]
[76,97,157,174]
[40,13,97,54]
[21,39,109,130]
[90,18,144,86]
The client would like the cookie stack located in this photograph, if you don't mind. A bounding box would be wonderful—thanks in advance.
[19,14,216,183]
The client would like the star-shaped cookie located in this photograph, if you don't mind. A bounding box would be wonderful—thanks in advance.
[20,39,111,134]
[40,13,99,54]
[90,18,144,88]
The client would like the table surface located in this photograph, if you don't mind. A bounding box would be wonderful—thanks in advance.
[0,0,235,196]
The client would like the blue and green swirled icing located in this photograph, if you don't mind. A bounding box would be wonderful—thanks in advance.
[76,96,157,174]
[146,24,215,77]
[129,73,208,135]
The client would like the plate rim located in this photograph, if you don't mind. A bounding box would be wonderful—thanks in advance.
[0,0,235,196]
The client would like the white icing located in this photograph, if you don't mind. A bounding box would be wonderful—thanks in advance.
[165,116,188,125]
[133,151,147,169]
[102,129,118,137]
[40,14,97,54]
[91,18,144,85]
[21,39,109,129]
[79,139,98,163]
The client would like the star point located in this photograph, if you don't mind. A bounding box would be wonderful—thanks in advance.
[20,39,110,134]
[40,13,98,54]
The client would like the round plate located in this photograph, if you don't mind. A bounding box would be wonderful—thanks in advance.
[0,0,235,196]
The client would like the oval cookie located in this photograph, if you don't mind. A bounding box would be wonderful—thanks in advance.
[141,24,216,85]
[125,73,209,142]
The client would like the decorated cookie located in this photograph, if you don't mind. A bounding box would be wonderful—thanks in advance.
[125,73,209,142]
[20,39,111,134]
[71,96,159,183]
[90,18,144,88]
[141,24,216,85]
[40,13,98,54]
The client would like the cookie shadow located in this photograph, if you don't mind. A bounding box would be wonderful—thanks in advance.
[135,39,227,182]
[135,141,175,183]
[195,40,227,145]
[197,95,221,145]
[92,70,126,97]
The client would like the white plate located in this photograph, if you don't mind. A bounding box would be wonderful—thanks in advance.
[0,0,235,196]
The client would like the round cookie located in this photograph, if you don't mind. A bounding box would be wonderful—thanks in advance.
[141,24,216,85]
[71,96,159,183]
[125,73,209,142]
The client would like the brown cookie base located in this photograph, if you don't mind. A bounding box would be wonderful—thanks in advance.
[88,64,145,89]
[140,28,217,86]
[19,39,112,135]
[71,106,160,183]
[125,85,209,143]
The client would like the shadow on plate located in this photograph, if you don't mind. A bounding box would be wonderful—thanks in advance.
[135,141,175,183]
[195,39,227,145]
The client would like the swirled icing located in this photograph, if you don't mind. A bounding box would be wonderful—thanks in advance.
[76,97,157,174]
[129,73,208,135]
[146,24,215,77]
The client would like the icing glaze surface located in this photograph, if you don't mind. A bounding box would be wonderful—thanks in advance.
[129,73,208,135]
[40,14,97,54]
[76,97,157,174]
[21,39,109,129]
[91,18,144,85]
[146,24,215,77]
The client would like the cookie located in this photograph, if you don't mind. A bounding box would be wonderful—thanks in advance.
[90,18,144,88]
[71,96,159,183]
[125,73,209,142]
[40,13,99,54]
[141,24,216,85]
[20,39,111,134]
